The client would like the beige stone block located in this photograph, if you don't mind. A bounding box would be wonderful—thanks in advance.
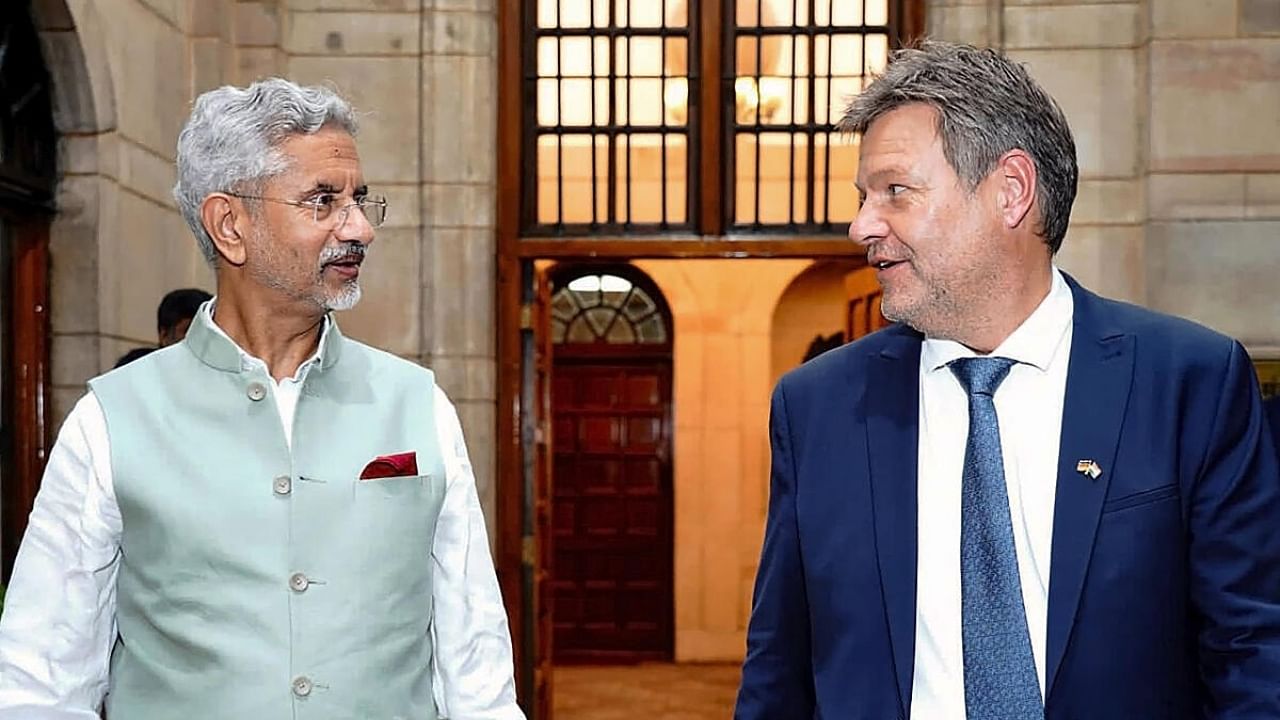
[927,4,992,46]
[1152,0,1237,39]
[191,37,227,96]
[424,227,494,356]
[288,56,421,183]
[1246,174,1280,218]
[1005,0,1132,4]
[699,427,741,631]
[1150,40,1280,173]
[1009,49,1139,179]
[424,54,497,184]
[100,1,189,156]
[339,226,420,357]
[117,135,178,207]
[285,0,418,10]
[52,387,85,432]
[98,337,152,375]
[284,12,420,55]
[52,333,102,389]
[1147,173,1246,220]
[429,10,495,56]
[1242,0,1280,35]
[1055,224,1144,304]
[59,132,107,177]
[425,182,495,227]
[235,0,280,46]
[1146,220,1280,346]
[236,46,285,83]
[435,0,495,11]
[138,0,186,31]
[50,177,107,335]
[1071,179,1143,225]
[190,0,231,37]
[98,191,199,341]
[431,355,496,403]
[379,183,421,228]
[1005,4,1139,49]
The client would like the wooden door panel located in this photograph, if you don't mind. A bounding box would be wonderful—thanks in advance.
[551,358,673,663]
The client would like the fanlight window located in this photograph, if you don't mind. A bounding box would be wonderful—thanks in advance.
[551,273,668,345]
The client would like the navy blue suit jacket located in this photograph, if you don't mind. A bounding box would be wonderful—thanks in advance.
[736,277,1280,719]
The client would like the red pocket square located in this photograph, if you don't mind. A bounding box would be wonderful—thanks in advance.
[359,451,419,480]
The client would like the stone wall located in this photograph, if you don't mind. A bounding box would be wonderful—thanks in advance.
[930,0,1280,352]
[37,0,503,530]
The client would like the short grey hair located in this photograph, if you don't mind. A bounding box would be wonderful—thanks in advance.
[173,78,359,263]
[839,41,1078,253]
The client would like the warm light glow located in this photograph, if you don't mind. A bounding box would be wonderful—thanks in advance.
[568,274,633,293]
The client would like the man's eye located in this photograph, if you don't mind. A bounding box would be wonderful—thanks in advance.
[887,184,907,197]
[311,193,337,207]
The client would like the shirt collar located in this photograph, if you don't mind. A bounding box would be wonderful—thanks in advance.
[202,299,331,382]
[922,266,1074,374]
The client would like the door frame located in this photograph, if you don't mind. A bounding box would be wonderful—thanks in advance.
[495,1,925,713]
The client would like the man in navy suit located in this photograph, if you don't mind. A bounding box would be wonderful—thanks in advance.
[736,41,1280,719]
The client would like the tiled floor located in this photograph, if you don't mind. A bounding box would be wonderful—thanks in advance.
[553,663,740,719]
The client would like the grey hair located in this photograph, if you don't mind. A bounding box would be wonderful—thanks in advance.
[173,78,359,263]
[839,40,1078,253]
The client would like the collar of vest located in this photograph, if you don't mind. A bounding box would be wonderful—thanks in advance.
[183,300,345,374]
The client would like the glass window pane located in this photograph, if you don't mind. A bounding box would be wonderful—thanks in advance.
[832,0,865,25]
[585,307,615,336]
[561,0,593,27]
[538,37,559,77]
[637,315,667,343]
[567,317,595,343]
[623,288,657,321]
[572,288,602,308]
[552,318,568,343]
[866,0,889,26]
[606,320,637,344]
[537,135,560,224]
[665,0,688,27]
[537,78,559,126]
[552,289,578,320]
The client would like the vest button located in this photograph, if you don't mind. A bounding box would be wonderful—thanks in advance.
[273,475,292,496]
[289,572,310,592]
[246,382,267,402]
[291,675,313,698]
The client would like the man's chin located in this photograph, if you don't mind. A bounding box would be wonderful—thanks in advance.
[324,283,362,312]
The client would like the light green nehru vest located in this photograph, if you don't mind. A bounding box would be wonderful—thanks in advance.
[88,307,446,719]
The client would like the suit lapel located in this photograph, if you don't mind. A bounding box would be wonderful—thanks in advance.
[865,328,923,714]
[1045,279,1135,696]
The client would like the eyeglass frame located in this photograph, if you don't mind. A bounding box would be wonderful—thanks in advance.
[224,191,388,229]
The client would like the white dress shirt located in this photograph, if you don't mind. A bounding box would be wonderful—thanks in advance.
[0,308,524,720]
[910,268,1074,715]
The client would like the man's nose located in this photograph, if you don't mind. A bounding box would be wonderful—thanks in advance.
[848,200,888,247]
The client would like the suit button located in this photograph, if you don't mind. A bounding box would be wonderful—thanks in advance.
[273,475,292,496]
[291,675,313,698]
[289,572,310,592]
[246,382,267,402]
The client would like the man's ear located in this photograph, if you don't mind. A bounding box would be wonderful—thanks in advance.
[201,193,248,266]
[995,149,1037,232]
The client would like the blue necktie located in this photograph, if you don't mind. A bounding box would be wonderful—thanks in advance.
[949,357,1044,720]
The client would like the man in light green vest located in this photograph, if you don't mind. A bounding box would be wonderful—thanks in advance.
[0,78,524,719]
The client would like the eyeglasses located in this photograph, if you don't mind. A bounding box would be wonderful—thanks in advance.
[226,192,388,228]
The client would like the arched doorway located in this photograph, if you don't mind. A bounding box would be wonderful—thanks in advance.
[0,4,57,580]
[547,263,675,663]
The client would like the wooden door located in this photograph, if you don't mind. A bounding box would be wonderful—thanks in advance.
[550,353,673,663]
[845,266,889,341]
